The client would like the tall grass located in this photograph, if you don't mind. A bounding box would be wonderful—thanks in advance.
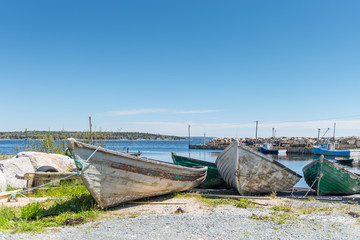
[24,130,109,154]
[0,182,101,233]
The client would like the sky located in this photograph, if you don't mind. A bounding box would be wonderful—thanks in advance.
[1,1,360,138]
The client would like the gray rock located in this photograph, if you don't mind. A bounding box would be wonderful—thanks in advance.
[0,165,6,191]
[16,152,75,172]
[0,157,35,189]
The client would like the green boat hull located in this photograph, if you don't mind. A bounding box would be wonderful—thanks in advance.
[303,156,360,195]
[171,152,229,189]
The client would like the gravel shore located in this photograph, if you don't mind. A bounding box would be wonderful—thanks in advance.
[2,197,360,240]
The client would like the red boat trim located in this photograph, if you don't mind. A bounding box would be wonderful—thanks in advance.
[110,162,205,182]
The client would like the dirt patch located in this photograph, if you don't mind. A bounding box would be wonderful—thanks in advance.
[100,195,291,220]
[0,197,48,207]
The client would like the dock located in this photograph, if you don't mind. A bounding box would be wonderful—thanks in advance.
[190,144,313,154]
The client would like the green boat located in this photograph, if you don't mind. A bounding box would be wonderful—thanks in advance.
[171,152,229,189]
[303,155,360,195]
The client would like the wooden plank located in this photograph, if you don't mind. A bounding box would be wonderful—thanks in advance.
[127,202,187,205]
[23,172,81,181]
[188,193,271,200]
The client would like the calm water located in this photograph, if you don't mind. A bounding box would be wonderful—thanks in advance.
[1,139,359,188]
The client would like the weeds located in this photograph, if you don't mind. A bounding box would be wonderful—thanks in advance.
[234,198,255,208]
[0,154,14,161]
[0,182,101,233]
[271,202,293,212]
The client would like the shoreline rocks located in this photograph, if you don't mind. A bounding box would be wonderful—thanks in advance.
[207,136,360,149]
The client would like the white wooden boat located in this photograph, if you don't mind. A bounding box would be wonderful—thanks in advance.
[216,141,301,195]
[67,138,207,208]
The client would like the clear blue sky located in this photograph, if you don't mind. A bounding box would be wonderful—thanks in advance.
[1,1,360,137]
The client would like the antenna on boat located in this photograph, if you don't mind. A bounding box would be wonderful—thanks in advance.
[317,128,320,142]
[333,122,336,142]
[321,128,330,139]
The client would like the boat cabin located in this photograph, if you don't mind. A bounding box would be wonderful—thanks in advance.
[261,143,273,150]
[319,142,337,150]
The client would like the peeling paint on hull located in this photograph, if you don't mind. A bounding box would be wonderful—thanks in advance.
[216,141,302,195]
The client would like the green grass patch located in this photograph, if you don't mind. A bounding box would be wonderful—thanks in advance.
[250,211,299,225]
[0,182,101,233]
[271,203,293,212]
[0,154,14,161]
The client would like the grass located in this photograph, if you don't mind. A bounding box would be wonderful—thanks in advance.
[0,154,14,161]
[172,192,255,208]
[0,182,102,233]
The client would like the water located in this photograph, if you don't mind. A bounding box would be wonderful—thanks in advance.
[1,139,359,188]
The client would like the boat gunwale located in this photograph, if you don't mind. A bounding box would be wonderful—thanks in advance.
[171,152,216,167]
[67,138,208,173]
[303,156,360,179]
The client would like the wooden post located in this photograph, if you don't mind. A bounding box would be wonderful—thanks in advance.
[255,121,258,145]
[188,125,191,147]
[89,116,93,144]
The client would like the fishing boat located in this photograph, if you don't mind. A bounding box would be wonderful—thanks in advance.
[171,152,229,189]
[313,142,360,157]
[303,155,360,195]
[216,141,301,195]
[67,138,207,208]
[259,143,278,154]
[258,143,286,155]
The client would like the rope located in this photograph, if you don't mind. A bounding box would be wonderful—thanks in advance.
[303,175,320,198]
[8,146,101,202]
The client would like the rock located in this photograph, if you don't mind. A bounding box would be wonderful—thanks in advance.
[0,157,35,189]
[16,152,76,172]
[0,165,6,192]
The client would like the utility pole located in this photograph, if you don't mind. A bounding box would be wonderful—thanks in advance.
[204,132,206,145]
[89,116,93,144]
[188,124,191,147]
[255,121,258,145]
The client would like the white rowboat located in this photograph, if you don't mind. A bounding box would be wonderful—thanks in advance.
[67,138,207,208]
[216,141,301,195]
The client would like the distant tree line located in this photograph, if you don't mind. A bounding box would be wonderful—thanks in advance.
[0,131,186,141]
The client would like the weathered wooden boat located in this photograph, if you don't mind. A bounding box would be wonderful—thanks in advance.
[67,138,207,208]
[313,142,360,157]
[215,141,301,195]
[171,152,229,189]
[303,155,360,195]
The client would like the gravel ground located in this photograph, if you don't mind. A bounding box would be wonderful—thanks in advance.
[1,197,360,240]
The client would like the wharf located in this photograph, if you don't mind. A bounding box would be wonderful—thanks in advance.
[189,144,313,154]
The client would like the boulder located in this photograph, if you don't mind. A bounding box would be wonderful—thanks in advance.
[0,157,35,189]
[15,152,76,172]
[0,165,6,192]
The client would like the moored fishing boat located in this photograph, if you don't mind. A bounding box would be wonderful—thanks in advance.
[67,138,207,208]
[313,142,360,157]
[171,152,229,189]
[216,141,301,195]
[303,155,360,195]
